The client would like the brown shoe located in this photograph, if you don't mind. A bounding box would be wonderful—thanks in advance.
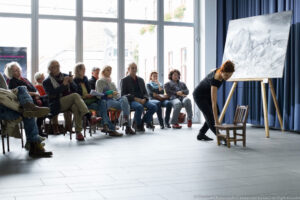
[108,130,123,137]
[22,102,50,118]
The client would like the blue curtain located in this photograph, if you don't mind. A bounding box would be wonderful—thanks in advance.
[216,0,300,132]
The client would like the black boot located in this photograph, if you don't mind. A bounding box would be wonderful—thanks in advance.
[29,142,53,158]
[197,133,213,141]
[125,126,135,135]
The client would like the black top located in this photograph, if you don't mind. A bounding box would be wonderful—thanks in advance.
[9,77,37,92]
[120,75,149,102]
[193,69,224,99]
[88,76,97,90]
[74,76,91,96]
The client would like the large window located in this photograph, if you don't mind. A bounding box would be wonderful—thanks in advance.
[125,24,157,82]
[0,18,31,77]
[0,0,199,120]
[39,20,75,74]
[83,22,117,83]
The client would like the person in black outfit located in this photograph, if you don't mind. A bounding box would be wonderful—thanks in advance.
[88,67,100,90]
[193,60,235,141]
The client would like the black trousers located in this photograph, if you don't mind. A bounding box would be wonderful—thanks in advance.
[193,95,219,135]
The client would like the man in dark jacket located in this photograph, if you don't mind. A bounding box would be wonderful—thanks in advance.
[120,62,157,132]
[88,67,100,90]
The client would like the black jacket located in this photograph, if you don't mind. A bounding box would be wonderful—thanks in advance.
[9,77,37,92]
[120,75,149,102]
[74,76,91,96]
[88,76,97,90]
[43,73,77,115]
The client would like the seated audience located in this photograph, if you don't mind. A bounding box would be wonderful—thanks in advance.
[43,60,92,141]
[73,63,122,137]
[5,62,47,137]
[0,73,52,157]
[147,71,172,129]
[96,65,134,134]
[164,69,193,129]
[88,67,100,90]
[120,62,157,132]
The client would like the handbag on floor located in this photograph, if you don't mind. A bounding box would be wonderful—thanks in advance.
[178,113,186,123]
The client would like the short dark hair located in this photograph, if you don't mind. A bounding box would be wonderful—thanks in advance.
[219,60,235,73]
[168,69,181,81]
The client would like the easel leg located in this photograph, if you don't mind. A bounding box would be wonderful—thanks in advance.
[268,79,284,131]
[261,81,270,138]
[219,82,238,123]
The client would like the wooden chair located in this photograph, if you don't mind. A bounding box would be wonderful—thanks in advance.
[1,120,24,154]
[215,105,249,148]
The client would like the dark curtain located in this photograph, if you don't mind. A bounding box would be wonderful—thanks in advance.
[216,0,300,132]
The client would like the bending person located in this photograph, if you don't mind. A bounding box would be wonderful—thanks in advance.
[193,60,235,141]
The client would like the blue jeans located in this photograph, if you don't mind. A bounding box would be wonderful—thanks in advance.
[107,96,130,116]
[130,100,157,126]
[87,99,115,131]
[151,99,173,125]
[0,86,39,142]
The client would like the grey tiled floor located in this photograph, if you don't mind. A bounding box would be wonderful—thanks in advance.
[1,124,300,200]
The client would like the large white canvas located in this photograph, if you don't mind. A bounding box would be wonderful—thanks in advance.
[222,11,292,80]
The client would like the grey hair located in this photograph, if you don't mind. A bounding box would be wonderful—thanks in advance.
[91,67,100,72]
[47,60,59,74]
[34,72,44,82]
[4,61,22,79]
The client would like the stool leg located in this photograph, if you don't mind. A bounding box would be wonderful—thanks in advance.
[243,128,246,147]
[20,123,24,148]
[2,134,5,154]
[216,128,221,146]
[234,129,237,145]
[226,129,230,148]
[7,133,10,152]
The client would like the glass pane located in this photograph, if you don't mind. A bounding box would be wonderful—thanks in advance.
[83,22,117,84]
[39,0,75,16]
[164,0,193,22]
[83,0,117,18]
[164,26,194,104]
[125,0,157,20]
[0,0,30,13]
[0,18,31,78]
[39,20,75,74]
[125,24,157,83]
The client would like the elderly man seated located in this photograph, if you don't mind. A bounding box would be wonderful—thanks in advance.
[0,73,52,158]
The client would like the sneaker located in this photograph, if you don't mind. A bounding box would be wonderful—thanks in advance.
[108,130,123,137]
[29,142,53,158]
[172,123,182,129]
[22,103,50,118]
[197,134,213,141]
[76,133,85,141]
[187,120,192,128]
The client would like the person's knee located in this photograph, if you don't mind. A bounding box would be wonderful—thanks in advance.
[166,101,172,108]
[183,98,191,105]
[134,104,144,113]
[149,103,157,112]
[70,93,81,100]
[173,102,182,110]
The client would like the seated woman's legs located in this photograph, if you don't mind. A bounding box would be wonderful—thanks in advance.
[150,99,164,129]
[182,97,193,127]
[170,98,183,128]
[161,100,172,128]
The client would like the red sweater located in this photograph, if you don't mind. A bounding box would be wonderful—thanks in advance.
[35,84,46,96]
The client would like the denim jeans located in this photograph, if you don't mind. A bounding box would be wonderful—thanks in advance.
[151,99,173,125]
[0,86,39,142]
[106,96,130,116]
[88,99,115,131]
[130,100,157,126]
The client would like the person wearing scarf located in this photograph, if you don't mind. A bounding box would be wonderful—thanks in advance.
[5,61,47,138]
[73,63,122,137]
[146,71,173,129]
[43,60,92,141]
[96,65,135,135]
